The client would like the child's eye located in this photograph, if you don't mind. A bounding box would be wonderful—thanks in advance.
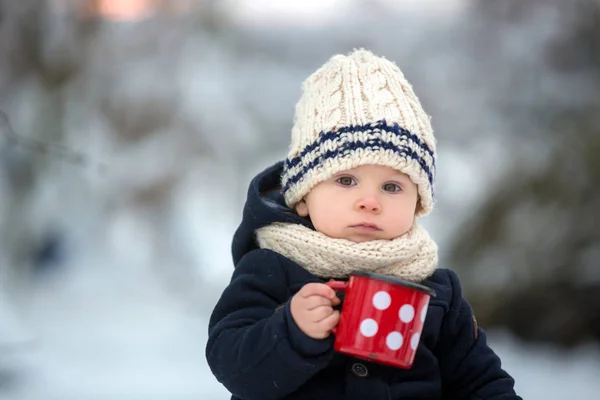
[336,176,356,186]
[383,183,402,193]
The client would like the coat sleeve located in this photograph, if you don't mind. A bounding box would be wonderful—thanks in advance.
[205,249,334,400]
[437,270,522,400]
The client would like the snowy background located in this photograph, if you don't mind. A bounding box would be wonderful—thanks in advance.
[1,0,600,399]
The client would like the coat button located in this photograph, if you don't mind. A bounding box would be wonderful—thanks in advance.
[351,362,369,378]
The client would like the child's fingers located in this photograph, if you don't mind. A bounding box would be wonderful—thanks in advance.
[304,295,333,310]
[317,310,340,331]
[298,283,336,299]
[310,306,334,322]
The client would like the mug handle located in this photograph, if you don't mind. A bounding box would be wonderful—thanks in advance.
[326,280,348,334]
[326,280,348,291]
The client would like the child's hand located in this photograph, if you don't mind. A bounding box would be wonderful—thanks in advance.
[290,282,341,339]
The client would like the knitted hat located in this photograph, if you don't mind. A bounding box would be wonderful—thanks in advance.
[281,49,436,216]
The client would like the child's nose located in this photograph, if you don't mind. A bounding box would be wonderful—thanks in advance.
[356,195,382,213]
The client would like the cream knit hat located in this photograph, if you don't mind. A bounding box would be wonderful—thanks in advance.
[281,49,436,216]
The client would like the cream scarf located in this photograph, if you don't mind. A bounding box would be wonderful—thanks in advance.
[255,223,438,283]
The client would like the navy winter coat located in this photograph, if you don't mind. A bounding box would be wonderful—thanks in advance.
[206,162,521,400]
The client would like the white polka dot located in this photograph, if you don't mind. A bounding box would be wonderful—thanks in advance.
[420,305,428,323]
[386,331,403,350]
[372,291,391,310]
[411,333,420,350]
[399,304,415,323]
[359,318,378,337]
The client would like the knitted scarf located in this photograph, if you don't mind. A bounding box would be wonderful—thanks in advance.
[255,222,438,282]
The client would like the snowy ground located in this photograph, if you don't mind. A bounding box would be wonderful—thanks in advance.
[1,269,599,400]
[1,272,230,400]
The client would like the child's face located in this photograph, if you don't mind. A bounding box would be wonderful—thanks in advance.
[295,165,419,243]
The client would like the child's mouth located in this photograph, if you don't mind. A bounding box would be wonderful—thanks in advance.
[350,224,382,232]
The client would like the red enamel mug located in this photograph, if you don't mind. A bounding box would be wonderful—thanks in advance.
[326,271,436,369]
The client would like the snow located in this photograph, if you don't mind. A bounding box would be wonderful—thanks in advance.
[494,332,600,399]
[1,277,229,400]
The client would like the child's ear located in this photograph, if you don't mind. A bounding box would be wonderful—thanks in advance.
[295,200,309,217]
[414,195,422,215]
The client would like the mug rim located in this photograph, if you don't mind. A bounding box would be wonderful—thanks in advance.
[350,271,436,297]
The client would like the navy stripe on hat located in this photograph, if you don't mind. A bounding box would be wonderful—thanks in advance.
[282,122,435,195]
[285,120,435,172]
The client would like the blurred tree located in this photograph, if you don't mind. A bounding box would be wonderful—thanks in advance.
[0,0,91,287]
[452,0,600,347]
[0,0,259,311]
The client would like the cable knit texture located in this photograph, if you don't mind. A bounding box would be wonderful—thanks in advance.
[282,49,436,216]
[256,222,438,282]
